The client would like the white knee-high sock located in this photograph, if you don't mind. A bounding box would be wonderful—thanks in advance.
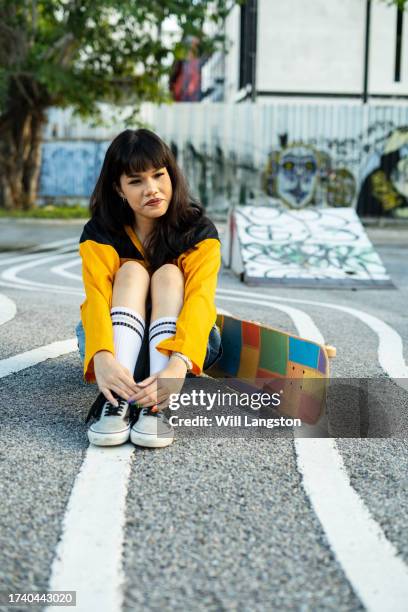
[111,306,145,375]
[149,316,177,374]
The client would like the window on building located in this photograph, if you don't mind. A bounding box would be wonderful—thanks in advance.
[239,0,257,90]
[394,6,404,82]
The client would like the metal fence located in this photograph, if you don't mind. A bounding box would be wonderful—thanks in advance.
[40,102,408,218]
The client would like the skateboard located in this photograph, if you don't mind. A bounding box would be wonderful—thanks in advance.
[204,313,336,425]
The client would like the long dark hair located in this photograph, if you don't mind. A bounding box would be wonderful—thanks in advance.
[90,128,205,271]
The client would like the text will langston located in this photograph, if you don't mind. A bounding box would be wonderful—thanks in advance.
[168,415,302,428]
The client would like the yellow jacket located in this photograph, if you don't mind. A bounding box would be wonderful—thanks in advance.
[79,216,221,382]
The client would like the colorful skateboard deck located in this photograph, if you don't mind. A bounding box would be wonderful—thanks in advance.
[204,313,333,425]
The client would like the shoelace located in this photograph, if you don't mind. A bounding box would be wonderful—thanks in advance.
[141,407,163,418]
[103,398,128,417]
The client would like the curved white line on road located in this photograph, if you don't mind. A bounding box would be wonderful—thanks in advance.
[0,293,17,326]
[218,290,408,612]
[296,439,408,612]
[0,278,83,297]
[216,294,324,344]
[1,250,83,295]
[218,288,408,390]
[0,339,77,378]
[51,257,82,281]
[216,306,234,316]
[45,444,133,612]
[0,238,78,267]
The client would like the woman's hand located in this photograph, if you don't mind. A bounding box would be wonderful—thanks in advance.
[129,356,188,412]
[93,350,139,406]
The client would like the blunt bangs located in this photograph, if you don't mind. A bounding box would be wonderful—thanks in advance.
[119,131,171,179]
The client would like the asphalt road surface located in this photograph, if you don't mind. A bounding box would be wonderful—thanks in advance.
[0,218,407,612]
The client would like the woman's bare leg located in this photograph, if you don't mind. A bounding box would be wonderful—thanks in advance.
[150,263,184,320]
[112,261,150,313]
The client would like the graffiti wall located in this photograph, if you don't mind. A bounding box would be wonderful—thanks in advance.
[40,142,109,197]
[357,127,408,217]
[40,104,408,217]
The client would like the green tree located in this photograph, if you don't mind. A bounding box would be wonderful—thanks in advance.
[0,0,236,210]
[382,0,407,8]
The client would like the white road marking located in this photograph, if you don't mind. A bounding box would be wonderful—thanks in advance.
[0,293,16,326]
[218,287,408,391]
[296,439,408,612]
[0,336,133,611]
[217,288,408,612]
[3,260,407,610]
[216,306,234,316]
[0,238,78,267]
[51,257,82,281]
[30,237,78,251]
[0,339,77,378]
[45,444,133,612]
[0,280,77,295]
[0,278,83,296]
[0,250,83,295]
[216,294,324,344]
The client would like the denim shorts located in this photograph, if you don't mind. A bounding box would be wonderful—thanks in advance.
[75,319,223,379]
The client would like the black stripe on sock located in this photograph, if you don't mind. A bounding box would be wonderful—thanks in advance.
[111,310,145,329]
[112,321,144,342]
[149,330,177,342]
[149,320,177,334]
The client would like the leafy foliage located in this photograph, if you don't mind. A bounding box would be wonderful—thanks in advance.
[379,0,407,10]
[0,203,89,218]
[0,0,238,120]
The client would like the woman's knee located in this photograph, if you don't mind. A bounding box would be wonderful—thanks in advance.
[114,261,150,288]
[151,263,184,292]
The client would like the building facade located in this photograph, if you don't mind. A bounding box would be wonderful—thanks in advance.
[201,0,408,103]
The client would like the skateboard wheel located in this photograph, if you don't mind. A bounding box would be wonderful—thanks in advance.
[324,344,337,358]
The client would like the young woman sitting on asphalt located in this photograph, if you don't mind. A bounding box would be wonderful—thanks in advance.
[75,128,223,448]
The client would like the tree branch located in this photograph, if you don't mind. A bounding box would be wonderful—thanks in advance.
[0,21,27,66]
[41,32,77,66]
[13,76,36,107]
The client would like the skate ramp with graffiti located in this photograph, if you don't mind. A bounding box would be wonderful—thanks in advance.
[222,206,392,288]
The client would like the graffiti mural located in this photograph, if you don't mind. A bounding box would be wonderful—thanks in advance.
[357,127,408,218]
[222,206,391,287]
[179,141,260,215]
[39,141,109,198]
[327,169,356,208]
[39,105,408,217]
[261,143,356,209]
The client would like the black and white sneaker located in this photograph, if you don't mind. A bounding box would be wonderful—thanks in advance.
[130,407,174,448]
[86,392,131,447]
